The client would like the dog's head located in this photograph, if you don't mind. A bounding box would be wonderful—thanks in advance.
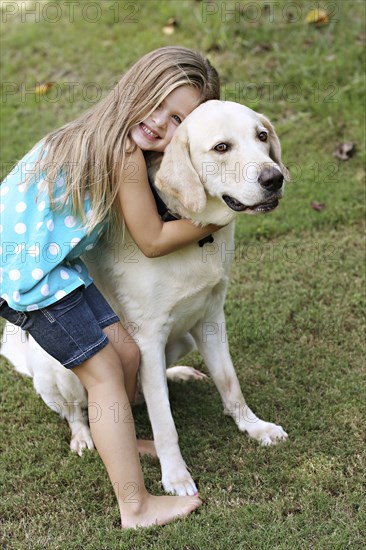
[155,100,289,224]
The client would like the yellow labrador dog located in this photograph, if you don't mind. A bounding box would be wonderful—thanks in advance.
[1,101,289,496]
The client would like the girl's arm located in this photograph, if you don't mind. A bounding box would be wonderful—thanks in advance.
[117,148,223,258]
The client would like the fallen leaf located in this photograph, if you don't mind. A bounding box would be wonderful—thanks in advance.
[35,82,56,95]
[333,142,355,161]
[306,9,329,26]
[252,43,272,54]
[207,43,222,53]
[311,201,326,211]
[286,10,297,22]
[162,17,178,35]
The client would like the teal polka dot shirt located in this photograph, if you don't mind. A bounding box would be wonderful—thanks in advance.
[0,142,106,311]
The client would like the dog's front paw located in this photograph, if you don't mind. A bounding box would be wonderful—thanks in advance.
[70,424,94,456]
[243,419,288,446]
[162,465,198,496]
[166,366,208,382]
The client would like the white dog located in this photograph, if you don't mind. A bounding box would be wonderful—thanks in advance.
[1,100,289,496]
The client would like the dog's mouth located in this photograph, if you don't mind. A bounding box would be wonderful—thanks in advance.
[222,195,279,213]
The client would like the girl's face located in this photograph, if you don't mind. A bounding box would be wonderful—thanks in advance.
[130,85,201,153]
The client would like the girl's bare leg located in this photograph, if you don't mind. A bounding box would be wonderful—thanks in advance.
[73,344,201,528]
[103,322,157,458]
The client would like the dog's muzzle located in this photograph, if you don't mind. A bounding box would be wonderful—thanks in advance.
[222,195,279,213]
[258,167,284,193]
[222,167,283,213]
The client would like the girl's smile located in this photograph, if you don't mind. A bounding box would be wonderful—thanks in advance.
[130,85,201,152]
[139,122,161,140]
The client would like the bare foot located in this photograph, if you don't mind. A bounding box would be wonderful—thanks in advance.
[137,439,157,457]
[122,494,202,529]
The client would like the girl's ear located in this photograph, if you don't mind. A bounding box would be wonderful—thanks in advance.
[259,115,291,181]
[155,124,207,213]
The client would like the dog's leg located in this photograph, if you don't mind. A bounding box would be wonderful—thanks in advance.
[32,374,93,456]
[32,378,93,456]
[139,342,198,496]
[28,337,93,456]
[165,335,207,382]
[1,325,94,455]
[133,334,205,405]
[191,310,288,446]
[1,322,32,376]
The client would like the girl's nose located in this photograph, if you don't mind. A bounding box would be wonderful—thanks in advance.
[151,109,167,129]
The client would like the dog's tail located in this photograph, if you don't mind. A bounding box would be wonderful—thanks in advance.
[0,321,32,377]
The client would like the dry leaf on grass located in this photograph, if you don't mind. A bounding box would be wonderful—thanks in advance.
[252,43,272,54]
[311,201,326,212]
[305,9,329,26]
[162,17,178,35]
[35,82,56,95]
[333,142,355,161]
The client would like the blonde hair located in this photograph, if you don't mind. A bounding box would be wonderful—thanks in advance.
[35,46,220,232]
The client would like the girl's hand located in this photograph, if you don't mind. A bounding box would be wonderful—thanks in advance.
[117,148,222,258]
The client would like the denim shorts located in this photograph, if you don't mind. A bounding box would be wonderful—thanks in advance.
[0,284,120,369]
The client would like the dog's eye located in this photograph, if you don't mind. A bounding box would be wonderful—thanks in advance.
[214,143,229,153]
[258,131,268,142]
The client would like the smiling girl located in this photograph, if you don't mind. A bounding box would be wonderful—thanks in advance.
[0,47,221,528]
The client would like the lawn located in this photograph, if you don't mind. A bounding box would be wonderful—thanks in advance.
[1,0,365,548]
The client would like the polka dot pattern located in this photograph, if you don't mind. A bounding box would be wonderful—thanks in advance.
[32,268,44,281]
[48,243,60,256]
[9,269,21,281]
[1,140,106,311]
[14,223,27,234]
[16,202,27,213]
[41,284,50,296]
[64,216,76,228]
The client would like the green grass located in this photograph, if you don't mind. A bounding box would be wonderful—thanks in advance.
[1,0,365,548]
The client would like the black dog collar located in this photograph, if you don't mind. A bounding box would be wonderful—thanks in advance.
[149,181,214,247]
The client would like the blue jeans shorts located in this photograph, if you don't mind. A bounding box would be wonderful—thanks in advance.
[0,284,120,369]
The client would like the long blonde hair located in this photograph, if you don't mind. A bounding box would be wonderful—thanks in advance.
[35,46,220,232]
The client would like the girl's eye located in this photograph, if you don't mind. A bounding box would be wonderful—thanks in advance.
[172,114,182,124]
[258,131,268,142]
[214,143,229,153]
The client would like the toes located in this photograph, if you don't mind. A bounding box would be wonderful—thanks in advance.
[186,367,207,380]
[260,425,288,446]
[247,420,289,446]
[70,430,94,456]
[70,438,84,455]
[260,435,273,446]
[270,425,288,442]
[163,477,198,496]
[167,366,208,382]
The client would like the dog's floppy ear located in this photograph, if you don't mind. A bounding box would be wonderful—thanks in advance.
[155,124,207,213]
[259,115,290,181]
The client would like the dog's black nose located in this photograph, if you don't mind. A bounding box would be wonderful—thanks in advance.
[258,167,284,192]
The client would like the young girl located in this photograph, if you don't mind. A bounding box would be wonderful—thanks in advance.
[0,47,222,528]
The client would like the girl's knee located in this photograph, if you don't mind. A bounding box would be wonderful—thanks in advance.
[122,342,140,375]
